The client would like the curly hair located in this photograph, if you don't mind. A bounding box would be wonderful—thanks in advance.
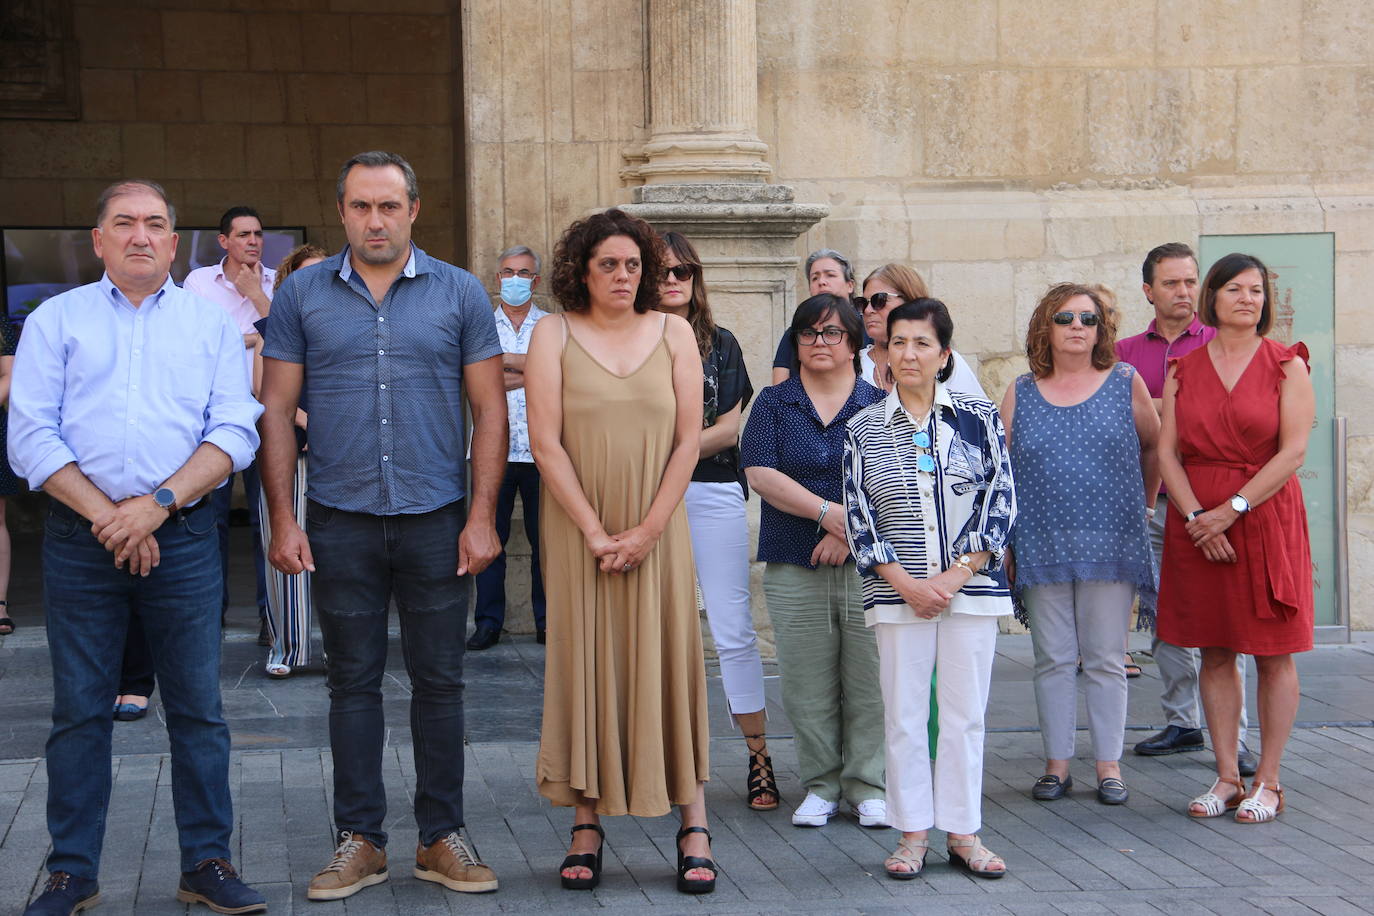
[273,243,330,292]
[550,208,667,314]
[1024,282,1117,378]
[660,231,717,358]
[1198,252,1274,336]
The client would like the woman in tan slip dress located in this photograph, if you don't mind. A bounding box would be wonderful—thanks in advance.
[525,210,716,894]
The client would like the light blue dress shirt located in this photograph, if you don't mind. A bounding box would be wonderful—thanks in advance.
[7,274,263,502]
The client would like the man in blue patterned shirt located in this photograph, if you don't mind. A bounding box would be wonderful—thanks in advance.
[259,151,507,901]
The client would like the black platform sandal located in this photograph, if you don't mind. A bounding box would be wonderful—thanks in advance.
[744,733,779,811]
[675,825,717,894]
[559,823,604,890]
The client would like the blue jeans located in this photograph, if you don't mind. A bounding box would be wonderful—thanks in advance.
[213,463,267,618]
[307,499,470,848]
[473,462,545,630]
[42,501,231,878]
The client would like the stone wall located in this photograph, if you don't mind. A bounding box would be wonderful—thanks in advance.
[0,0,461,261]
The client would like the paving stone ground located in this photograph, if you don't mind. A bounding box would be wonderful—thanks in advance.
[3,527,1374,914]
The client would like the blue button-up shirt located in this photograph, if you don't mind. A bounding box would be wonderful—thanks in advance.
[262,245,502,515]
[8,274,262,500]
[740,376,884,568]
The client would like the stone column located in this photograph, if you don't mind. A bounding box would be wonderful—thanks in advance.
[638,0,771,185]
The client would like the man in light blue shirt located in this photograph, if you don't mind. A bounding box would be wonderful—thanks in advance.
[9,180,267,916]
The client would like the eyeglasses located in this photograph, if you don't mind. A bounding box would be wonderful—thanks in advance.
[1051,310,1100,327]
[854,292,901,312]
[912,430,936,472]
[498,268,536,279]
[797,326,846,346]
[665,263,696,282]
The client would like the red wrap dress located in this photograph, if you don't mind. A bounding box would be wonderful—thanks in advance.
[1157,338,1314,656]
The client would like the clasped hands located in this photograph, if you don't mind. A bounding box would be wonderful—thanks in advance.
[586,525,657,575]
[894,567,968,619]
[91,495,167,577]
[1185,504,1239,564]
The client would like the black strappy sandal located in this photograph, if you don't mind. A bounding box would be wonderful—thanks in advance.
[0,599,13,636]
[675,826,717,894]
[744,733,779,811]
[559,823,604,890]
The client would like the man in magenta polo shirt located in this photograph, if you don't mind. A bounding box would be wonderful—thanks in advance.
[1116,242,1255,775]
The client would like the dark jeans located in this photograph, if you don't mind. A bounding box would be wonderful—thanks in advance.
[307,499,470,848]
[42,501,231,878]
[473,461,545,630]
[213,463,267,618]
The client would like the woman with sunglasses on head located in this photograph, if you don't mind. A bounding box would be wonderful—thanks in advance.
[855,264,985,398]
[741,294,887,830]
[1156,254,1313,824]
[655,232,777,812]
[843,299,1015,880]
[1000,283,1159,806]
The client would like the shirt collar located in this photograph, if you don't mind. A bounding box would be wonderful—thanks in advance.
[494,302,546,331]
[1145,315,1207,340]
[881,381,954,426]
[100,272,175,309]
[338,243,422,282]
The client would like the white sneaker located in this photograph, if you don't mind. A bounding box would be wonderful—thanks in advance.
[853,798,888,828]
[791,792,839,827]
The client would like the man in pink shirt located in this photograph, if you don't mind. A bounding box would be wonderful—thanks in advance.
[1115,242,1254,775]
[184,206,276,640]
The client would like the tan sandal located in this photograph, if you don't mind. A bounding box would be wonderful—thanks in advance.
[1235,782,1284,824]
[1188,775,1246,818]
[884,837,928,881]
[946,836,1005,880]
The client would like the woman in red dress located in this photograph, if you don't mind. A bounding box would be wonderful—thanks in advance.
[1156,252,1315,824]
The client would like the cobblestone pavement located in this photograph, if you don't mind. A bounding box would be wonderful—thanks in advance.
[3,530,1374,914]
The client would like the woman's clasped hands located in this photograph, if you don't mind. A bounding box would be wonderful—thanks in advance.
[587,525,660,575]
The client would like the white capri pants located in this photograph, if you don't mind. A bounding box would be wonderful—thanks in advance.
[684,480,766,716]
[875,614,999,835]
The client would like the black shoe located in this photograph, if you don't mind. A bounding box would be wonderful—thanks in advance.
[1237,742,1258,777]
[559,823,604,890]
[466,624,501,651]
[675,826,717,894]
[176,858,266,914]
[114,702,148,721]
[24,871,100,915]
[1031,774,1072,801]
[257,619,272,647]
[536,626,546,645]
[1133,725,1204,756]
[1097,777,1129,805]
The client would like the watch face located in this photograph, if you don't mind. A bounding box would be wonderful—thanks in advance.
[154,488,176,509]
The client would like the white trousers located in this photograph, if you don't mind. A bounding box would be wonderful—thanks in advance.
[875,614,999,835]
[684,481,766,715]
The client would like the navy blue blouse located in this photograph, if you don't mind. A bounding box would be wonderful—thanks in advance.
[740,376,884,568]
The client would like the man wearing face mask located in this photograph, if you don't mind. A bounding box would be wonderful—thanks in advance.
[469,245,548,649]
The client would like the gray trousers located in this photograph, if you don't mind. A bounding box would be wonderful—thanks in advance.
[1028,580,1135,762]
[1150,497,1249,742]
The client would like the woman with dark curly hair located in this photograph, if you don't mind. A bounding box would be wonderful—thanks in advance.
[526,209,716,893]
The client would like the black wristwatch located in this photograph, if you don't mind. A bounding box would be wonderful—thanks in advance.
[153,487,178,516]
[1186,508,1205,522]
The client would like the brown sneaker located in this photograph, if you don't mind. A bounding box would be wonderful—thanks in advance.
[414,830,499,893]
[307,830,388,900]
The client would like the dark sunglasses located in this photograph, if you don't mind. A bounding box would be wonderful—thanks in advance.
[854,292,901,311]
[1051,310,1100,327]
[665,263,696,282]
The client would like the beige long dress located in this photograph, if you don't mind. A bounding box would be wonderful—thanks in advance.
[536,319,710,817]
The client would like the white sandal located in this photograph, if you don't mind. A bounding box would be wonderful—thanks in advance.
[1235,782,1284,824]
[265,663,292,678]
[1188,776,1246,818]
[946,836,1005,879]
[884,837,928,881]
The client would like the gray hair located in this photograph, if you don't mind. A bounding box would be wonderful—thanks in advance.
[497,245,541,275]
[95,180,176,229]
[335,151,419,205]
[805,247,854,283]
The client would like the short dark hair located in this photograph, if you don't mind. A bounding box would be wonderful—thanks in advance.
[1198,252,1275,337]
[219,205,261,237]
[790,293,863,374]
[1142,242,1196,285]
[95,180,176,229]
[1025,283,1118,378]
[887,298,956,382]
[550,208,666,314]
[336,151,419,205]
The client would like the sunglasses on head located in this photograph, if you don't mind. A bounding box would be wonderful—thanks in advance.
[665,263,696,282]
[1051,310,1100,327]
[854,292,900,311]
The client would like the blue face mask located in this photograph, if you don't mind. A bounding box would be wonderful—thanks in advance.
[500,276,533,306]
